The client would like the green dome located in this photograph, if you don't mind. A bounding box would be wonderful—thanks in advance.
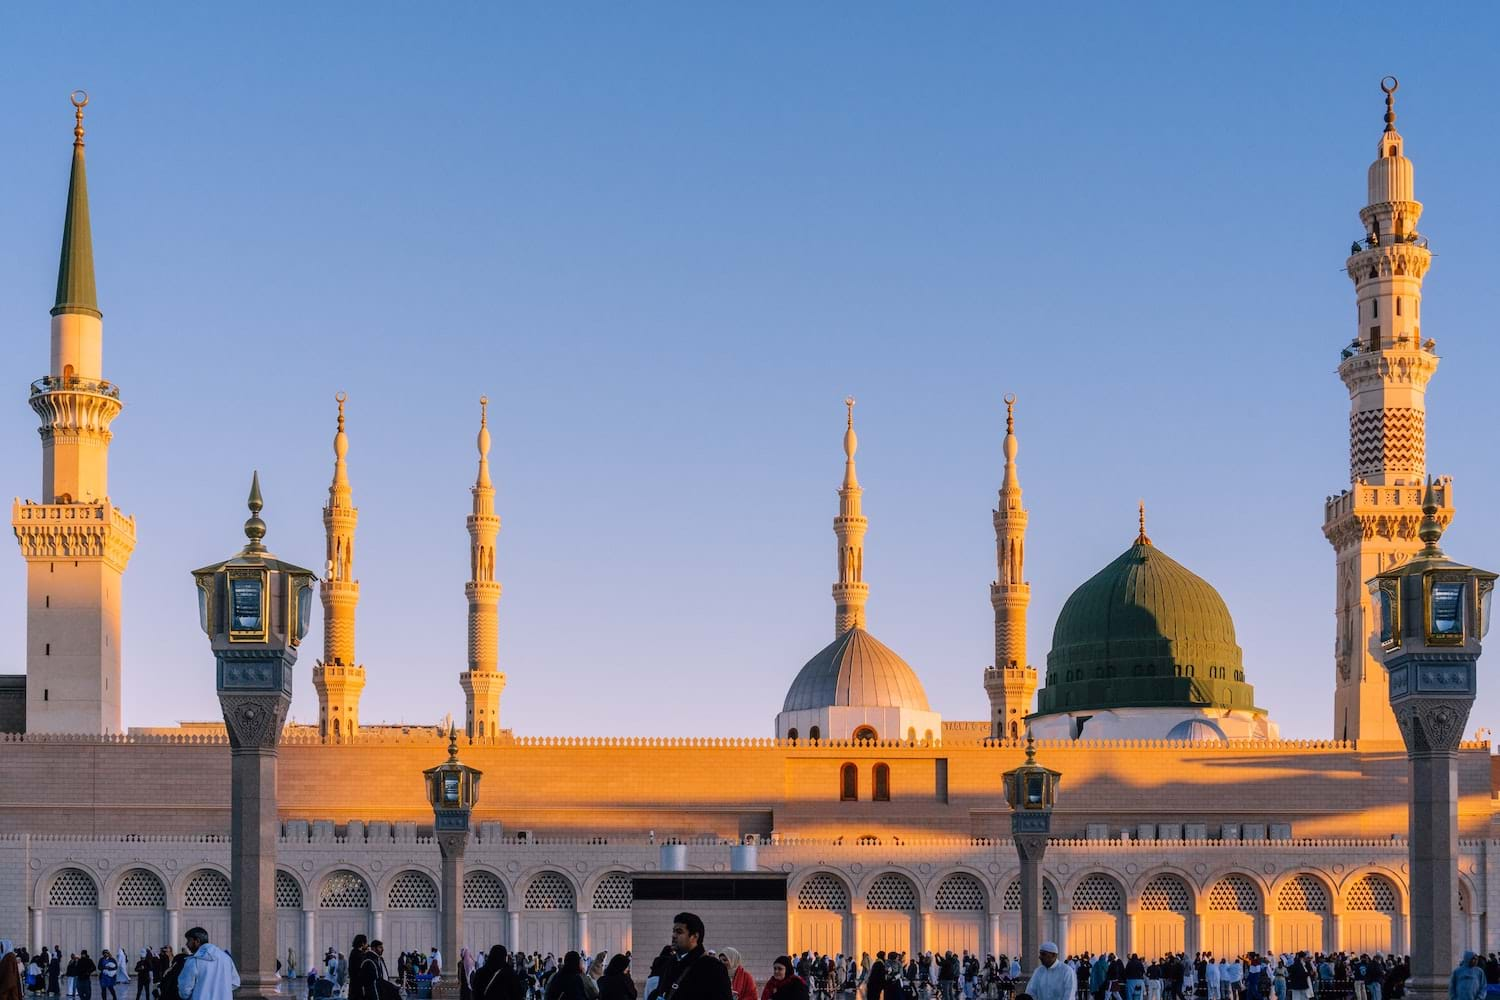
[1035,539,1263,717]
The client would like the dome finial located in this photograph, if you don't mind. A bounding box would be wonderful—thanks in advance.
[1418,475,1446,556]
[1381,76,1399,133]
[70,90,88,147]
[243,471,267,553]
[1136,500,1151,546]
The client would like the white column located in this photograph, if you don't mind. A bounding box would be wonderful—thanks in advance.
[1470,915,1481,955]
[507,911,520,951]
[1056,913,1071,955]
[1262,913,1275,957]
[372,909,385,942]
[1125,910,1137,956]
[850,912,864,956]
[167,909,180,950]
[1328,913,1342,954]
[1393,912,1407,956]
[302,910,316,972]
[920,912,934,953]
[30,908,43,949]
[577,911,590,954]
[99,908,112,954]
[989,913,1002,958]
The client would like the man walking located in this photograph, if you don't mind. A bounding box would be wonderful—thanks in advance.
[175,929,239,1000]
[661,913,731,1000]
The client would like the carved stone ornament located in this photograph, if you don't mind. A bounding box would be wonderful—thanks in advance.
[1395,698,1473,753]
[437,832,469,860]
[1014,833,1049,862]
[220,693,290,750]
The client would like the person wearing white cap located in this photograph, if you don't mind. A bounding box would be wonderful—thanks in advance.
[1026,943,1075,1000]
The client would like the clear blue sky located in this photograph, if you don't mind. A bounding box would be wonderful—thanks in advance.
[3,5,1500,739]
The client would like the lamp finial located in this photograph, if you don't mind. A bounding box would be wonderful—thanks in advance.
[1418,475,1446,555]
[447,722,459,761]
[1024,727,1036,763]
[243,471,267,552]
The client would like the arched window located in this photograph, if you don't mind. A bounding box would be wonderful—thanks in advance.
[787,728,799,742]
[872,763,891,802]
[853,726,877,742]
[840,763,858,801]
[809,726,821,742]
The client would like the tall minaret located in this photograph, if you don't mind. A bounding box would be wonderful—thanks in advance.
[984,394,1035,740]
[460,396,505,738]
[12,92,137,734]
[1323,77,1450,743]
[313,392,365,742]
[832,397,868,636]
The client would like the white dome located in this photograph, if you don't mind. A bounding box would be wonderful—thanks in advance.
[782,628,930,713]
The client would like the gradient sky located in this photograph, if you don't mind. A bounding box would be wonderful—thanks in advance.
[3,5,1500,739]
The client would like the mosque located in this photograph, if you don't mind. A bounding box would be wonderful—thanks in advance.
[0,82,1494,973]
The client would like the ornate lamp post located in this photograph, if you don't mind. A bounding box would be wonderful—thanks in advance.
[191,474,316,1000]
[1369,481,1495,1000]
[1003,731,1061,973]
[424,725,482,993]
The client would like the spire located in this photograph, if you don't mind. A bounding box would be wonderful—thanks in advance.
[1135,500,1151,546]
[1381,75,1398,133]
[53,91,99,320]
[243,471,267,553]
[1417,475,1446,557]
[329,392,351,505]
[1000,393,1021,500]
[475,395,492,491]
[832,396,869,636]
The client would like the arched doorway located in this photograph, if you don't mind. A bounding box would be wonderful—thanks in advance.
[318,870,373,956]
[1137,874,1192,957]
[1204,875,1259,957]
[45,869,100,956]
[181,870,232,949]
[114,869,168,960]
[1000,877,1056,957]
[464,871,508,953]
[1068,874,1124,956]
[931,873,987,955]
[386,871,441,957]
[1275,875,1330,955]
[590,873,634,957]
[863,873,918,956]
[522,871,576,955]
[276,871,304,974]
[795,873,851,956]
[1342,874,1399,953]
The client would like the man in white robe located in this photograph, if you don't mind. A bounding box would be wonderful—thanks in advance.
[1027,943,1077,1000]
[176,929,240,1000]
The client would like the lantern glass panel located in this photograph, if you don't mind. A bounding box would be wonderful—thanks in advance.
[296,581,314,640]
[444,774,460,804]
[1026,775,1044,806]
[1431,581,1464,638]
[231,577,263,630]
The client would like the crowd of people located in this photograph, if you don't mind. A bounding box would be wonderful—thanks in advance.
[7,930,1499,1000]
[1,929,238,1000]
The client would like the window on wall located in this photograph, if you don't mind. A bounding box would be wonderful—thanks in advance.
[840,763,858,801]
[809,726,821,742]
[853,726,877,742]
[788,728,799,741]
[872,763,891,801]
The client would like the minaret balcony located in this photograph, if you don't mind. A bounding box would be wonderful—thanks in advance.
[30,375,121,400]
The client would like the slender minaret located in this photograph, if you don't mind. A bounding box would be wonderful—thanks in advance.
[460,396,505,738]
[1323,77,1451,743]
[832,397,868,636]
[313,392,365,742]
[984,394,1035,740]
[12,92,137,735]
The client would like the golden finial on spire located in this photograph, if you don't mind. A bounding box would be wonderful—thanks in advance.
[480,395,489,428]
[1024,726,1036,762]
[1004,393,1016,435]
[1417,475,1446,556]
[842,396,858,464]
[1381,76,1399,133]
[335,391,347,432]
[1135,500,1151,546]
[70,90,88,147]
[475,396,493,489]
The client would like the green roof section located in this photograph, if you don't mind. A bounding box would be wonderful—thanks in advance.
[1034,540,1265,717]
[52,133,100,319]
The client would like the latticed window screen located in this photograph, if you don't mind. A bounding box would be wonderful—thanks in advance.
[276,871,303,909]
[592,873,633,910]
[1003,879,1055,912]
[1345,875,1397,912]
[320,870,372,909]
[866,873,917,911]
[116,870,166,908]
[524,871,576,910]
[1072,874,1123,912]
[388,871,439,909]
[49,869,99,907]
[1207,876,1259,913]
[797,873,851,911]
[184,870,232,908]
[1139,876,1192,912]
[934,874,985,912]
[465,871,507,910]
[1277,875,1330,912]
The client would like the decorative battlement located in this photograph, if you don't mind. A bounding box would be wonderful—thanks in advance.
[12,499,137,570]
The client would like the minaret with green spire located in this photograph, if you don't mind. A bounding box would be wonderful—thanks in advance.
[12,91,136,735]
